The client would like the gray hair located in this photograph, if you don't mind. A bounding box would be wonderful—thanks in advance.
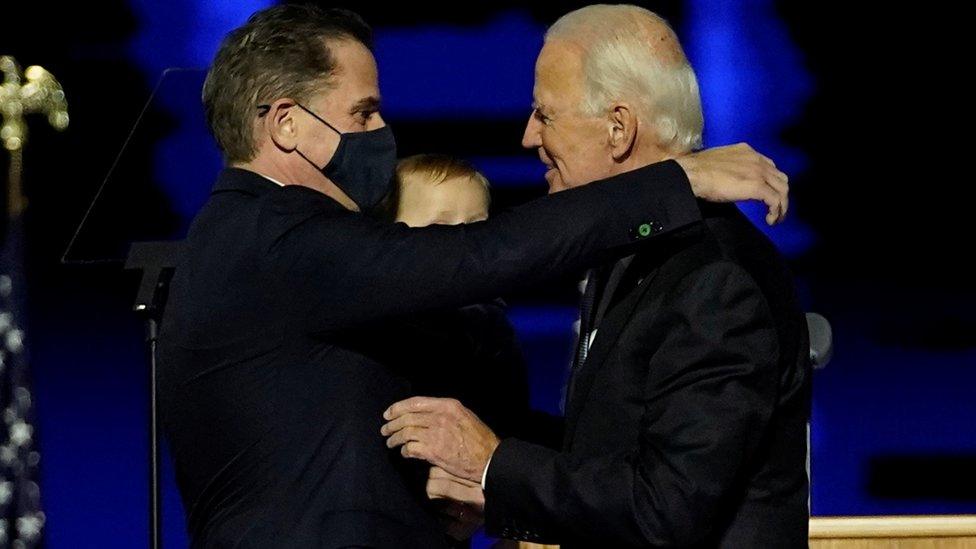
[546,4,704,152]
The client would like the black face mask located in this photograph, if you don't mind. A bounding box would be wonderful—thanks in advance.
[293,103,397,211]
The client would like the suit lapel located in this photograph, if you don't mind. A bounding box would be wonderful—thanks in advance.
[592,255,634,329]
[563,253,662,448]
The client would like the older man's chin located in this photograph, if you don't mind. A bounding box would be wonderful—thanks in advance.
[545,168,567,194]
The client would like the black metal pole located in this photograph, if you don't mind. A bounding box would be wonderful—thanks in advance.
[126,240,181,549]
[146,315,162,549]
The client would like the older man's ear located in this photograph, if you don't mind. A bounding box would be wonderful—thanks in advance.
[609,103,639,161]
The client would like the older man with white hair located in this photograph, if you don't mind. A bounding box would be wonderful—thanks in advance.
[383,5,810,547]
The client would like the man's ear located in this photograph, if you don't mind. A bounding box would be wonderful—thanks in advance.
[608,102,638,162]
[264,98,299,152]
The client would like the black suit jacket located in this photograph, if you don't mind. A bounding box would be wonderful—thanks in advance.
[484,200,811,548]
[157,163,700,548]
[371,300,555,442]
[367,301,556,549]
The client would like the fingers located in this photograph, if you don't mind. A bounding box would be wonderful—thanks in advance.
[758,158,788,225]
[766,171,788,204]
[427,477,478,502]
[764,161,789,222]
[426,475,485,510]
[380,412,431,436]
[429,466,480,487]
[764,186,784,226]
[381,397,456,444]
[757,150,776,170]
[766,182,787,225]
[733,145,789,225]
[384,396,451,420]
[385,425,426,449]
[776,171,789,221]
[765,196,785,226]
[428,466,452,479]
[758,183,781,225]
[382,397,497,483]
[385,397,464,422]
[400,440,431,461]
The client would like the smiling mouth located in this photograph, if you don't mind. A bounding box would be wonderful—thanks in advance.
[538,152,553,169]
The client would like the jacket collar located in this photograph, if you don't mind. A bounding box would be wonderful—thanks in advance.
[211,167,284,196]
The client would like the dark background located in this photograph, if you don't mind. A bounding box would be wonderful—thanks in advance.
[2,1,974,546]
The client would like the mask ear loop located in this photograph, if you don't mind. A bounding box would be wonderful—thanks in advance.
[255,103,343,171]
[255,103,343,135]
[294,147,327,172]
[296,103,342,135]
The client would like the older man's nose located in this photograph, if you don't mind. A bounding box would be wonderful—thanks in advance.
[522,113,542,149]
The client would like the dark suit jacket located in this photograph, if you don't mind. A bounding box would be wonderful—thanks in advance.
[157,162,700,548]
[367,300,556,549]
[484,200,811,548]
[372,300,540,440]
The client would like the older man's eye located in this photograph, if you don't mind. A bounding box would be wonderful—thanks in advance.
[533,108,552,126]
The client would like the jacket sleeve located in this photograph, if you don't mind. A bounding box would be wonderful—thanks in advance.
[483,261,781,546]
[273,160,700,332]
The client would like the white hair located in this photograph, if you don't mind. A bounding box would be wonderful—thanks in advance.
[546,4,704,152]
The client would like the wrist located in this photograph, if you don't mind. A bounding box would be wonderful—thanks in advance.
[674,156,703,198]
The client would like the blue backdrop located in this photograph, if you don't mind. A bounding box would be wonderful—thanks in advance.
[14,1,974,547]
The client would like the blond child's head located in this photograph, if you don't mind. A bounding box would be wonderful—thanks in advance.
[389,154,491,227]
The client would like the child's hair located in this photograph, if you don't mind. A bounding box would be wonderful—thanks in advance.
[380,154,491,220]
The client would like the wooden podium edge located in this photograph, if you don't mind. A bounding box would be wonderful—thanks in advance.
[810,515,976,539]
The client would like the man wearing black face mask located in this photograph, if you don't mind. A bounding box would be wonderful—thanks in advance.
[158,5,791,548]
[287,102,398,210]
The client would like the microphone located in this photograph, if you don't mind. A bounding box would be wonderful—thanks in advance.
[805,312,833,369]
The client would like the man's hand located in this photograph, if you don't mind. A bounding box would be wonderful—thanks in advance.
[676,143,790,225]
[381,396,499,484]
[428,467,485,540]
[427,465,485,509]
